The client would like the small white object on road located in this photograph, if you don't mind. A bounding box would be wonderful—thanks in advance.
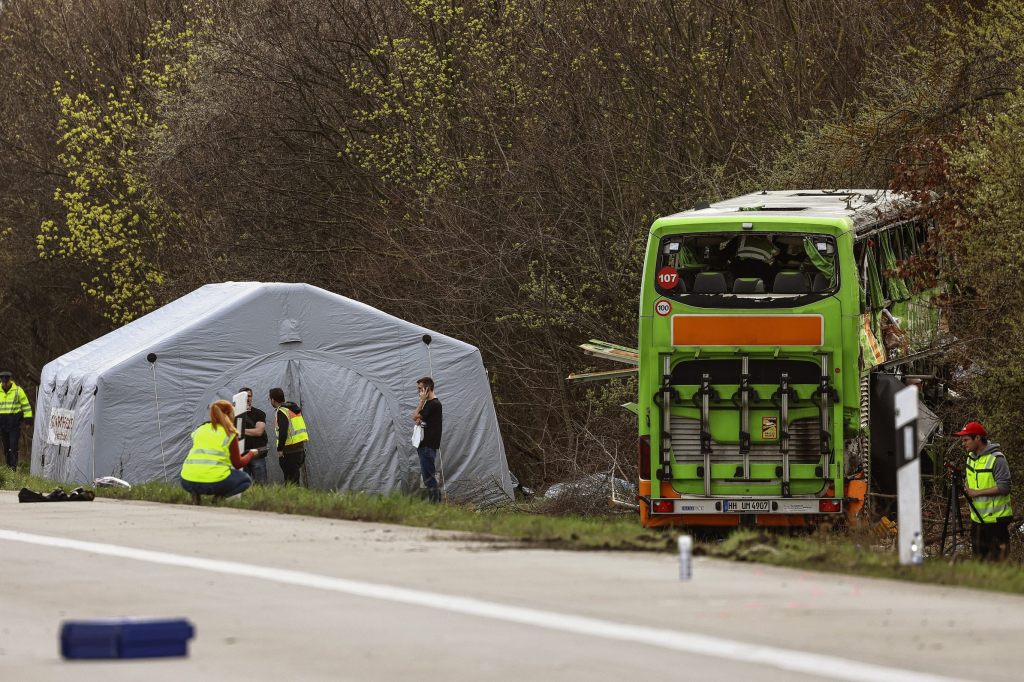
[678,534,692,581]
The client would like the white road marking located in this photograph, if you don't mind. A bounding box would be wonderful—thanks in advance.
[0,528,971,682]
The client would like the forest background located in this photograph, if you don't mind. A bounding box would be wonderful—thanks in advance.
[2,0,1024,491]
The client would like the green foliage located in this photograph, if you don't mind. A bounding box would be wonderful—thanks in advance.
[37,10,209,324]
[343,0,532,199]
[7,0,1024,491]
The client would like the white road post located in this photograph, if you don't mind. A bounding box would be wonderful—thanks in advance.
[894,385,923,565]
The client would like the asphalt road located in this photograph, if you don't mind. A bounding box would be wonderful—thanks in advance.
[0,490,1018,681]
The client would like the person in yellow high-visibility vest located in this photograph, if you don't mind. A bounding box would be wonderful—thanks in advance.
[956,420,1013,561]
[179,399,257,505]
[731,234,779,283]
[269,387,308,484]
[0,370,33,470]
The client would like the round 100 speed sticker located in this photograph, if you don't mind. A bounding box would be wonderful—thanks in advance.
[655,299,672,316]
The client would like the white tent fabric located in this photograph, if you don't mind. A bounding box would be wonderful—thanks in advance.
[31,282,513,503]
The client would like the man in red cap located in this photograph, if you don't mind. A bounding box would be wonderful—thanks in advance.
[956,420,1012,560]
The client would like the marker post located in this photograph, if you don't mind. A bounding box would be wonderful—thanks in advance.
[894,386,923,565]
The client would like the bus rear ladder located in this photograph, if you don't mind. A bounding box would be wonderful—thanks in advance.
[774,373,796,498]
[656,354,675,481]
[693,373,718,496]
[813,353,838,480]
[734,355,756,480]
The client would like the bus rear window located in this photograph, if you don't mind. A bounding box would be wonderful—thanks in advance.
[655,233,837,301]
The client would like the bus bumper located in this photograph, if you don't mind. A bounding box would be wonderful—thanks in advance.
[639,496,842,528]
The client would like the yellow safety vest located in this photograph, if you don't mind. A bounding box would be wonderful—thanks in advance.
[279,407,309,447]
[0,382,33,418]
[966,451,1013,523]
[180,422,233,483]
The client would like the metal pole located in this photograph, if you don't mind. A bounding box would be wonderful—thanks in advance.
[148,354,168,481]
[740,355,750,480]
[700,373,712,497]
[779,373,791,498]
[895,386,922,565]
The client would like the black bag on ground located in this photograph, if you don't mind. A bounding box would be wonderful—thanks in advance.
[18,487,95,503]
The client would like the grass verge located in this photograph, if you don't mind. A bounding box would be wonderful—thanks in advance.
[705,528,1024,594]
[0,468,670,551]
[3,468,1022,594]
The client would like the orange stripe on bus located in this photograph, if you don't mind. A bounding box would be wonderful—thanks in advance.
[672,315,823,346]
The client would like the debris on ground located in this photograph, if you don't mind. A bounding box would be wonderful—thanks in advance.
[18,487,95,503]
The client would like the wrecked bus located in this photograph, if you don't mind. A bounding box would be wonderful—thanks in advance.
[637,190,941,528]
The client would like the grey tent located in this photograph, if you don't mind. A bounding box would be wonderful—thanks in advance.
[31,282,513,503]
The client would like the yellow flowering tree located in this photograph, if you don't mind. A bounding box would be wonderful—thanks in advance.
[38,11,208,324]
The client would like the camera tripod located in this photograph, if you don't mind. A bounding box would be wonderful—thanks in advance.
[938,462,983,558]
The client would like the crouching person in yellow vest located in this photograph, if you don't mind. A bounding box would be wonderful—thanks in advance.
[957,421,1013,561]
[269,387,308,485]
[180,399,257,505]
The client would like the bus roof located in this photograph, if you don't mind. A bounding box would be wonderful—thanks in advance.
[658,190,912,233]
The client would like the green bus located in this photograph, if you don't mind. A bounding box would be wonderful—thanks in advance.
[637,190,941,528]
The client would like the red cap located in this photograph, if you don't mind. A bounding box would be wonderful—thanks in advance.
[954,421,986,437]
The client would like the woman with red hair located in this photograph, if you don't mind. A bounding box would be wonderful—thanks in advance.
[179,399,257,505]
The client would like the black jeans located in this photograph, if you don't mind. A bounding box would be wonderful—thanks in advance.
[279,449,305,484]
[0,415,21,469]
[971,518,1012,561]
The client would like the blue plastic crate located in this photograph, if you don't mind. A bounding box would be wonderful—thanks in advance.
[60,618,195,659]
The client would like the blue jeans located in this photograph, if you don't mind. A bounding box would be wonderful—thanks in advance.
[245,456,268,484]
[417,446,440,502]
[180,469,252,498]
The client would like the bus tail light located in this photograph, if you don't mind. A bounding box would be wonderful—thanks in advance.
[652,500,673,513]
[639,435,651,480]
[818,499,841,513]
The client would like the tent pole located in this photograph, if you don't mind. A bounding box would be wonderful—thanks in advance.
[148,356,168,481]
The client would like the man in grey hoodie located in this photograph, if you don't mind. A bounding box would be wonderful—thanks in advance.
[956,421,1013,561]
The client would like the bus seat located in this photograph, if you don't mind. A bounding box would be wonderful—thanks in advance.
[811,272,830,292]
[733,277,765,294]
[693,272,728,293]
[772,271,810,294]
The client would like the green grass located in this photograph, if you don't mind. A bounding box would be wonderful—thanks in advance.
[705,529,1024,594]
[0,468,671,551]
[4,467,1022,594]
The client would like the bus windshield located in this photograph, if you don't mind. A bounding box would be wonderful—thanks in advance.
[655,232,838,303]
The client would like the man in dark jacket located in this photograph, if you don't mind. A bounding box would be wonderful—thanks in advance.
[412,376,443,502]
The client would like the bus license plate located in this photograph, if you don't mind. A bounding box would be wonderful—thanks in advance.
[723,500,771,513]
